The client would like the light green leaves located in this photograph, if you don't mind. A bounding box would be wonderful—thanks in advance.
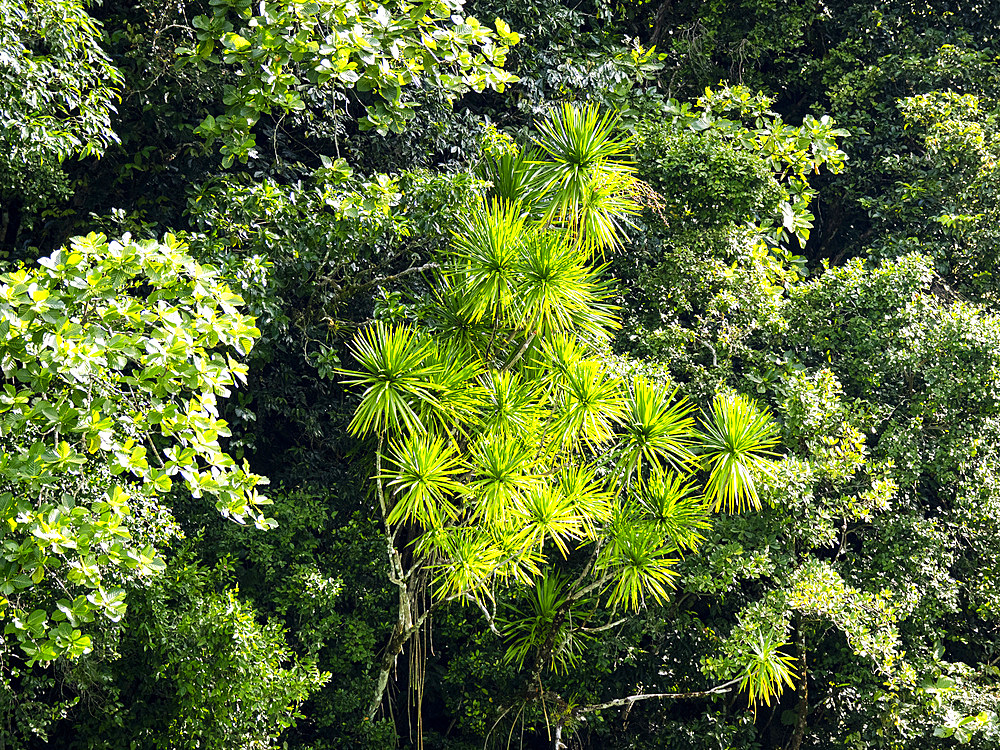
[599,517,680,610]
[0,0,122,162]
[447,200,620,343]
[551,358,624,449]
[0,232,267,664]
[478,370,543,439]
[517,486,586,557]
[515,230,619,339]
[738,633,797,709]
[698,393,779,513]
[181,0,519,163]
[468,435,536,525]
[532,103,642,253]
[450,199,526,323]
[383,433,464,527]
[343,323,439,436]
[337,103,786,707]
[636,473,710,551]
[612,377,696,482]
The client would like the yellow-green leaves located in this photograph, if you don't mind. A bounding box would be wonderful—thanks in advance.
[337,104,785,704]
[343,323,439,436]
[738,634,797,709]
[551,358,624,449]
[181,0,519,163]
[448,199,620,343]
[468,435,536,525]
[501,573,589,674]
[531,102,642,254]
[612,377,696,482]
[514,230,619,339]
[478,370,543,439]
[698,393,779,513]
[599,519,679,611]
[517,486,586,557]
[383,433,464,527]
[637,473,710,551]
[451,199,525,323]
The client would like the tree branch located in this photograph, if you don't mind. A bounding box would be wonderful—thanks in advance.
[580,617,626,634]
[465,594,504,637]
[324,262,440,297]
[573,677,741,716]
[502,331,536,372]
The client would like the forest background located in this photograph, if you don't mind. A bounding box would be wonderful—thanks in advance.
[3,0,1000,748]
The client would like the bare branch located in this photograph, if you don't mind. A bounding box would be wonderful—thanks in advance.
[322,261,441,296]
[580,617,626,634]
[574,678,741,716]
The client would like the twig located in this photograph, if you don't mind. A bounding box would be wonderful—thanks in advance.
[465,594,504,636]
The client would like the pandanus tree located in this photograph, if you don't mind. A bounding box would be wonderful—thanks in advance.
[342,104,789,740]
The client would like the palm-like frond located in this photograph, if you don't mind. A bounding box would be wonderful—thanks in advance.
[575,170,642,254]
[612,377,697,482]
[477,147,546,209]
[382,432,465,527]
[501,573,590,674]
[635,472,710,551]
[697,394,779,513]
[533,332,586,394]
[513,229,619,340]
[450,199,526,324]
[426,527,504,601]
[598,520,679,610]
[342,323,439,437]
[477,369,544,440]
[420,340,484,438]
[739,634,797,708]
[468,435,538,525]
[423,278,495,355]
[531,102,640,253]
[551,358,625,450]
[488,525,544,585]
[515,485,585,557]
[556,463,613,538]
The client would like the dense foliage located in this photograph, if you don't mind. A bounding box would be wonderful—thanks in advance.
[3,0,1000,748]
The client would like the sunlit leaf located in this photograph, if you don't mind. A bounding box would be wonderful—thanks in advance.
[342,323,439,437]
[698,394,779,513]
[612,377,697,482]
[382,432,465,527]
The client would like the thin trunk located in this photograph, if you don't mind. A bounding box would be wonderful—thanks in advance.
[527,607,569,689]
[552,722,565,750]
[0,196,22,254]
[368,451,416,720]
[649,0,675,48]
[368,581,413,718]
[503,331,536,372]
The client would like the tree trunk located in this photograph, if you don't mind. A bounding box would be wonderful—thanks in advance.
[0,195,23,254]
[367,562,415,718]
[553,722,566,750]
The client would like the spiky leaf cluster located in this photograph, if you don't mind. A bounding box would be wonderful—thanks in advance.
[344,104,782,700]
